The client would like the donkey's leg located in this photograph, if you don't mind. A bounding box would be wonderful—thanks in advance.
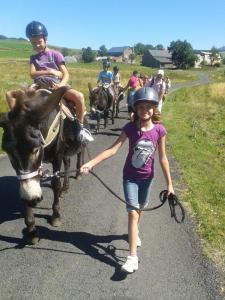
[104,111,109,128]
[112,102,115,124]
[24,204,40,244]
[61,156,70,192]
[75,151,82,180]
[116,97,121,118]
[97,111,101,132]
[51,161,63,227]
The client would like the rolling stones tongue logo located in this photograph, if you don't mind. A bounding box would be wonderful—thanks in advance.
[131,139,155,168]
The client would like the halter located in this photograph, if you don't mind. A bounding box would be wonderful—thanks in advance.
[17,165,43,181]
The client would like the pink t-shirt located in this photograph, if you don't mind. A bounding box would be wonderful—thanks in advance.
[122,122,166,180]
[129,75,139,89]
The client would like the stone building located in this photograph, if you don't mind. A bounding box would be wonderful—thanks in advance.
[142,49,173,68]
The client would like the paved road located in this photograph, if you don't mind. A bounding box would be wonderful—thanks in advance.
[0,76,223,300]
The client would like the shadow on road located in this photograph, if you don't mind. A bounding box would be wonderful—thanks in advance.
[0,176,24,224]
[0,227,129,281]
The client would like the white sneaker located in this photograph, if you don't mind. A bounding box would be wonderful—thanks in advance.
[121,256,138,273]
[137,236,142,247]
[80,128,94,143]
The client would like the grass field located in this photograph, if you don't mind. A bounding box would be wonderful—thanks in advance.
[163,83,225,271]
[0,60,198,114]
[0,39,81,59]
[0,39,32,59]
[0,58,198,153]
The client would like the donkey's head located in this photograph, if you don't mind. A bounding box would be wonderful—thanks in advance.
[0,86,67,206]
[92,87,109,111]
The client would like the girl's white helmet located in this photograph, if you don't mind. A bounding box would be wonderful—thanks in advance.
[157,69,164,76]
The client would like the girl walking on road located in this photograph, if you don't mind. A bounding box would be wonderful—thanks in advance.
[80,87,174,273]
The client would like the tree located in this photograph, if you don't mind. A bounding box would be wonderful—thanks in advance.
[210,46,220,66]
[155,44,164,50]
[168,40,197,69]
[145,44,155,50]
[98,45,107,56]
[82,47,96,63]
[134,43,146,55]
[129,53,136,64]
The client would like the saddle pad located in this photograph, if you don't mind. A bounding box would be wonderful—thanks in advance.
[61,98,75,121]
[42,110,66,148]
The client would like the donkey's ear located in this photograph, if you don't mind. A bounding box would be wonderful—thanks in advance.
[0,112,9,127]
[88,82,93,94]
[24,86,68,123]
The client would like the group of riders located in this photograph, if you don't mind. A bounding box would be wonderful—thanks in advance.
[5,20,171,144]
[91,61,171,119]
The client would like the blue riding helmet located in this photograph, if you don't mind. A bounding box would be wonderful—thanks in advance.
[26,21,48,39]
[103,61,110,68]
[133,87,159,107]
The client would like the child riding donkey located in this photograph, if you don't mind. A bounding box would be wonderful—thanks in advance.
[112,66,124,95]
[90,61,115,112]
[6,21,93,143]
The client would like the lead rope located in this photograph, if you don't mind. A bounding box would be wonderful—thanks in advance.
[89,171,185,223]
[41,145,185,223]
[84,145,184,222]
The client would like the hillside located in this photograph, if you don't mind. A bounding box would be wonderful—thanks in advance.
[0,39,32,59]
[0,39,81,60]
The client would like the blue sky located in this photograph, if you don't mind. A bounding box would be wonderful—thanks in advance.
[1,0,225,50]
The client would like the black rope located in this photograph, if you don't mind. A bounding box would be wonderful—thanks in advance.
[41,168,185,223]
[166,192,185,223]
[89,171,167,212]
[89,171,185,223]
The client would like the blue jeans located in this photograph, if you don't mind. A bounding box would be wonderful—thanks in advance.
[123,178,153,212]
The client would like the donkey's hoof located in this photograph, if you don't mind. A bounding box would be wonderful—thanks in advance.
[26,230,40,245]
[51,216,62,227]
[75,174,82,180]
[61,184,69,193]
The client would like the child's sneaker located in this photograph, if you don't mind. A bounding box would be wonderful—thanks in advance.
[80,127,94,143]
[137,236,142,247]
[121,256,138,273]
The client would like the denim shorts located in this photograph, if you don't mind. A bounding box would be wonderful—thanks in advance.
[128,105,134,113]
[127,90,135,107]
[123,178,153,212]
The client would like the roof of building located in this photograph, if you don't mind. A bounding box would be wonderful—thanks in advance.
[148,49,171,58]
[154,57,173,63]
[108,46,130,53]
[146,49,172,64]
